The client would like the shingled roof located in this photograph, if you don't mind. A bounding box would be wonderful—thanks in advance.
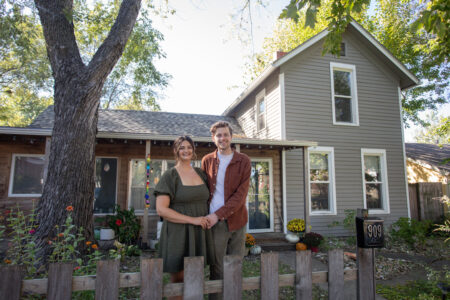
[29,106,246,138]
[405,143,450,173]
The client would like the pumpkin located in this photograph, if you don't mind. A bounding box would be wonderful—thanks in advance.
[296,242,307,251]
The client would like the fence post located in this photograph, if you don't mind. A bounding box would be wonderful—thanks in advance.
[184,256,204,300]
[223,255,242,300]
[47,262,73,300]
[328,249,344,300]
[0,265,23,300]
[95,259,120,300]
[357,247,375,300]
[261,252,279,300]
[140,258,163,300]
[296,250,312,300]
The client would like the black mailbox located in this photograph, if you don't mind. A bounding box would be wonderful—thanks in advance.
[355,216,384,248]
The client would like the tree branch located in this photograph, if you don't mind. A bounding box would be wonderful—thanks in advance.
[34,0,85,78]
[87,0,141,84]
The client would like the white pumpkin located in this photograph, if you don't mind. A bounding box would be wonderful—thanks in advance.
[285,233,300,243]
[250,245,262,255]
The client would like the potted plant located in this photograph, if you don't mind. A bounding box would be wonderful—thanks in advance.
[106,205,141,245]
[286,218,305,243]
[303,232,324,252]
[245,233,256,255]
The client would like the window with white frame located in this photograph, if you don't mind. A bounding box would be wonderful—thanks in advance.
[256,90,266,131]
[94,157,118,214]
[330,62,359,125]
[309,147,336,215]
[361,149,389,213]
[9,154,45,197]
[247,159,273,232]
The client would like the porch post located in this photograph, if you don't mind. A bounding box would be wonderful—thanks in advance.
[303,146,311,233]
[235,144,240,152]
[142,140,151,247]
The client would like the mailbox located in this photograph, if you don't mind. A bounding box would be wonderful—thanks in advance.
[355,216,384,248]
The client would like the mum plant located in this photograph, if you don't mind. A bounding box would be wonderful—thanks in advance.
[287,218,305,233]
[303,232,324,248]
[106,205,141,245]
[245,233,256,248]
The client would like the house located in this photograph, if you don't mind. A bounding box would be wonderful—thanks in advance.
[0,20,418,236]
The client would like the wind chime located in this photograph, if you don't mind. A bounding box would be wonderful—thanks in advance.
[144,154,151,208]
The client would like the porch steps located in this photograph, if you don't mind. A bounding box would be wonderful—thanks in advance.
[252,232,296,252]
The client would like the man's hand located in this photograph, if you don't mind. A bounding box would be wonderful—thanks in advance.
[206,213,219,229]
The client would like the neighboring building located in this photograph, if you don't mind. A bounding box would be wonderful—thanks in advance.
[405,143,450,184]
[0,20,419,236]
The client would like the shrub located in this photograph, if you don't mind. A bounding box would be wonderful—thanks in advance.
[303,232,324,248]
[390,217,433,246]
[106,205,141,245]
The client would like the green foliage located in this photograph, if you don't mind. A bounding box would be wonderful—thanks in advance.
[106,205,141,245]
[390,217,433,247]
[377,268,449,300]
[303,232,324,247]
[415,112,450,145]
[109,241,141,261]
[329,209,356,233]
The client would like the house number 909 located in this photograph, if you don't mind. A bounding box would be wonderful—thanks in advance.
[367,224,382,238]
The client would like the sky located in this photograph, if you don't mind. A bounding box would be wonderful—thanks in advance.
[150,0,448,142]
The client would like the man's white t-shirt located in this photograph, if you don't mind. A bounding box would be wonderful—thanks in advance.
[210,152,234,214]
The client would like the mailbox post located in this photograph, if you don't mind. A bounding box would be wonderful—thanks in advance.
[355,209,384,300]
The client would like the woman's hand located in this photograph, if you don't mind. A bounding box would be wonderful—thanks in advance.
[191,216,209,229]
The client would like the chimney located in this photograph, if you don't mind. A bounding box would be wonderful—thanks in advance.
[274,51,287,61]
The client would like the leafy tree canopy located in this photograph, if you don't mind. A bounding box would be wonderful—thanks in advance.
[414,111,450,145]
[0,0,169,126]
[246,0,448,124]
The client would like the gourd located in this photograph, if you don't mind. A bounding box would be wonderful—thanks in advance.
[285,233,300,243]
[296,242,307,251]
[250,245,262,255]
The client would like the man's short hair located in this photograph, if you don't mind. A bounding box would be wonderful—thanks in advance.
[210,121,233,136]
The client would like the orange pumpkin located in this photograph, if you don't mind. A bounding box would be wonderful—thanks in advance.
[296,242,307,251]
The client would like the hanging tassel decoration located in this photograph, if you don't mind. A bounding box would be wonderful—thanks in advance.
[145,154,151,208]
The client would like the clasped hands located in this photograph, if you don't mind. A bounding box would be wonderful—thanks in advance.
[193,213,219,229]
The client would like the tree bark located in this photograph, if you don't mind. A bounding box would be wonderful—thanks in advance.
[33,0,141,261]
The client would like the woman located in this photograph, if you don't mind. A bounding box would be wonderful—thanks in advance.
[155,136,214,293]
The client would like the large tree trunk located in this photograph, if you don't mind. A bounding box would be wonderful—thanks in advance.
[34,0,141,261]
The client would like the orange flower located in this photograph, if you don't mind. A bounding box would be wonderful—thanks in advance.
[92,244,98,250]
[4,259,11,264]
[66,206,74,211]
[58,233,64,237]
[74,266,81,271]
[48,241,52,245]
[86,241,92,246]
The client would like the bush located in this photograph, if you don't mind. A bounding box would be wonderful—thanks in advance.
[390,217,433,247]
[106,205,140,245]
[303,232,324,248]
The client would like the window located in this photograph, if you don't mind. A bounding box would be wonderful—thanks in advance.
[308,147,336,215]
[361,149,390,214]
[129,159,182,214]
[256,89,266,131]
[247,159,273,232]
[9,154,45,197]
[94,157,118,214]
[330,62,359,125]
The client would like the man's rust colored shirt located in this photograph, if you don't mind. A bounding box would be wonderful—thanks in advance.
[202,149,251,231]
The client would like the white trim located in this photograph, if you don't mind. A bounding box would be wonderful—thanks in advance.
[282,149,287,234]
[330,62,359,126]
[349,21,419,86]
[279,73,286,139]
[8,154,45,197]
[93,156,119,215]
[361,148,390,214]
[307,147,337,216]
[399,87,411,218]
[255,89,266,132]
[247,157,275,233]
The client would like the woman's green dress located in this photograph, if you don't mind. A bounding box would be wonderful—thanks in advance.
[154,167,214,273]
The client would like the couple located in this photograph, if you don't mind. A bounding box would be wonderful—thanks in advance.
[155,121,251,299]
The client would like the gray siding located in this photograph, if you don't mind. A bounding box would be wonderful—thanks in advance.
[283,32,409,235]
[232,70,281,140]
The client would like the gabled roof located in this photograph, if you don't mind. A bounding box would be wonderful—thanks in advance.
[0,106,317,148]
[405,143,450,173]
[223,20,419,116]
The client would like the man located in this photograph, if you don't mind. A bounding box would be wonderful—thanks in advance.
[202,121,251,299]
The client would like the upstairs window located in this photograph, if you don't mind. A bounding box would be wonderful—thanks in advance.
[330,62,359,126]
[9,154,45,197]
[256,89,266,131]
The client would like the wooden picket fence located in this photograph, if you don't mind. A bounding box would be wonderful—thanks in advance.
[0,248,377,300]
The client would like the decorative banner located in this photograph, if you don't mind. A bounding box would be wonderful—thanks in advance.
[145,154,151,208]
